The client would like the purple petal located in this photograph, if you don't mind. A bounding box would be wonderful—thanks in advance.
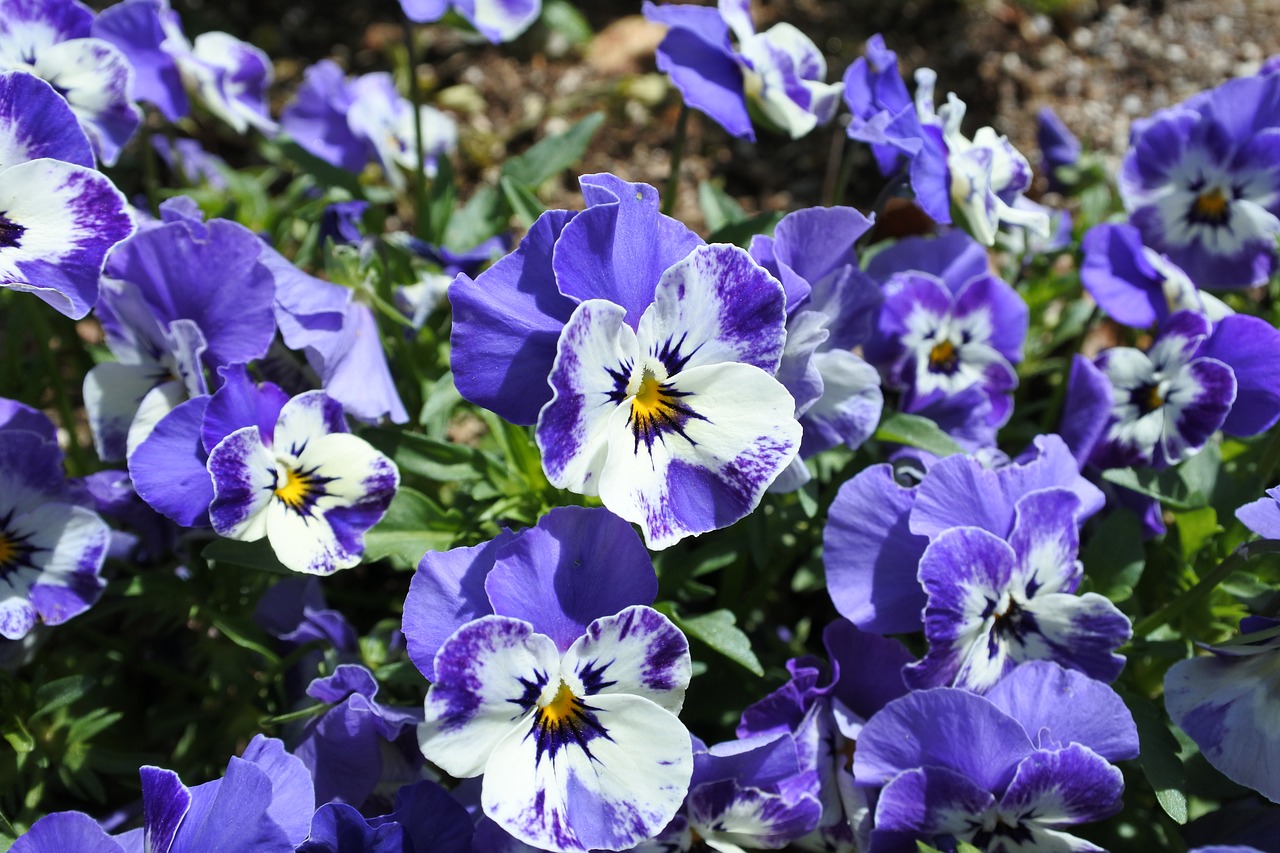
[127,396,213,527]
[649,22,752,140]
[91,0,189,121]
[241,734,315,846]
[176,758,296,853]
[1237,489,1280,540]
[484,506,656,652]
[0,70,93,167]
[139,767,190,853]
[200,365,289,454]
[872,765,996,839]
[1200,314,1280,437]
[999,744,1124,824]
[11,812,123,853]
[1060,354,1114,467]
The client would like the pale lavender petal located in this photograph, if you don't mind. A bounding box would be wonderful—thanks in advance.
[1237,489,1280,540]
[11,812,123,853]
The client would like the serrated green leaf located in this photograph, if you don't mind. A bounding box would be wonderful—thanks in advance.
[501,112,604,188]
[698,181,746,233]
[656,604,763,676]
[31,675,95,721]
[363,487,459,569]
[363,427,494,483]
[873,412,963,458]
[500,175,546,228]
[706,210,782,248]
[201,538,293,575]
[1081,510,1146,602]
[1119,689,1188,824]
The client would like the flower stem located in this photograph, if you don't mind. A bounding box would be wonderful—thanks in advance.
[661,103,690,218]
[404,19,430,240]
[25,300,90,476]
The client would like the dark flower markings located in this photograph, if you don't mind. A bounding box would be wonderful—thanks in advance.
[981,593,1040,659]
[1185,178,1237,227]
[968,817,1037,850]
[604,332,711,457]
[1131,382,1164,416]
[0,511,40,580]
[0,212,24,250]
[927,338,961,376]
[266,455,337,520]
[513,676,613,766]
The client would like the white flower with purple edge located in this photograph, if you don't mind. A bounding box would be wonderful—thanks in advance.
[0,69,133,319]
[207,390,399,575]
[537,243,801,550]
[398,0,541,44]
[405,506,694,853]
[0,422,109,640]
[0,0,142,165]
[905,488,1131,694]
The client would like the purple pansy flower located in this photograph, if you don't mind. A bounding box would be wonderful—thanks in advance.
[1036,106,1080,194]
[0,70,133,319]
[297,780,473,853]
[748,206,884,491]
[151,135,229,188]
[1081,222,1232,329]
[398,0,541,44]
[1119,68,1280,287]
[90,0,188,120]
[843,37,1048,245]
[906,488,1131,693]
[452,174,800,549]
[406,506,693,853]
[280,61,457,188]
[1165,616,1280,804]
[0,421,109,639]
[207,389,399,574]
[0,0,141,165]
[83,199,276,460]
[642,0,842,141]
[864,231,1027,444]
[824,433,1104,635]
[1066,310,1280,470]
[1237,488,1280,540]
[855,661,1138,853]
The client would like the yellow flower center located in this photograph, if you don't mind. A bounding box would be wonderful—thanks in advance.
[1194,187,1230,223]
[0,533,14,568]
[632,368,664,415]
[928,339,960,374]
[539,681,580,725]
[274,465,318,512]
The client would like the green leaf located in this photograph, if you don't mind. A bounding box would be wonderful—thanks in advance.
[363,427,494,483]
[697,181,746,233]
[501,112,605,188]
[208,614,281,664]
[31,675,95,721]
[1175,506,1221,561]
[915,843,946,853]
[873,412,963,458]
[425,155,457,245]
[540,0,594,46]
[956,844,984,853]
[363,487,460,569]
[444,185,504,250]
[655,604,763,676]
[1119,689,1188,824]
[1102,444,1220,511]
[706,210,782,248]
[201,538,293,575]
[1081,510,1146,602]
[500,175,547,228]
[0,810,17,843]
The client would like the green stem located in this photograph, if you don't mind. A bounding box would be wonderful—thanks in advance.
[1131,541,1280,639]
[829,131,859,208]
[26,301,89,476]
[661,103,690,218]
[1254,424,1280,491]
[404,20,430,240]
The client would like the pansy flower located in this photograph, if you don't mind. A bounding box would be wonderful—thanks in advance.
[398,0,541,44]
[1065,310,1280,470]
[452,175,800,549]
[0,0,141,165]
[207,390,399,575]
[406,506,693,853]
[905,488,1131,693]
[842,36,1047,245]
[0,70,133,319]
[1165,616,1280,804]
[297,780,473,853]
[864,231,1027,444]
[643,0,842,141]
[1036,106,1080,194]
[1119,69,1280,287]
[0,411,109,640]
[855,661,1138,853]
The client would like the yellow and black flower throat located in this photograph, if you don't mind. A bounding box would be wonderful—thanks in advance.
[927,338,962,375]
[1188,185,1232,226]
[0,513,38,576]
[271,462,335,518]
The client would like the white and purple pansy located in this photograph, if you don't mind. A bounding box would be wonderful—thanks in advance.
[405,507,693,852]
[1119,69,1280,288]
[207,390,399,575]
[0,0,142,166]
[1165,616,1280,804]
[1066,309,1280,471]
[905,488,1131,694]
[0,69,133,319]
[642,0,842,141]
[0,421,109,640]
[855,662,1139,853]
[537,243,801,550]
